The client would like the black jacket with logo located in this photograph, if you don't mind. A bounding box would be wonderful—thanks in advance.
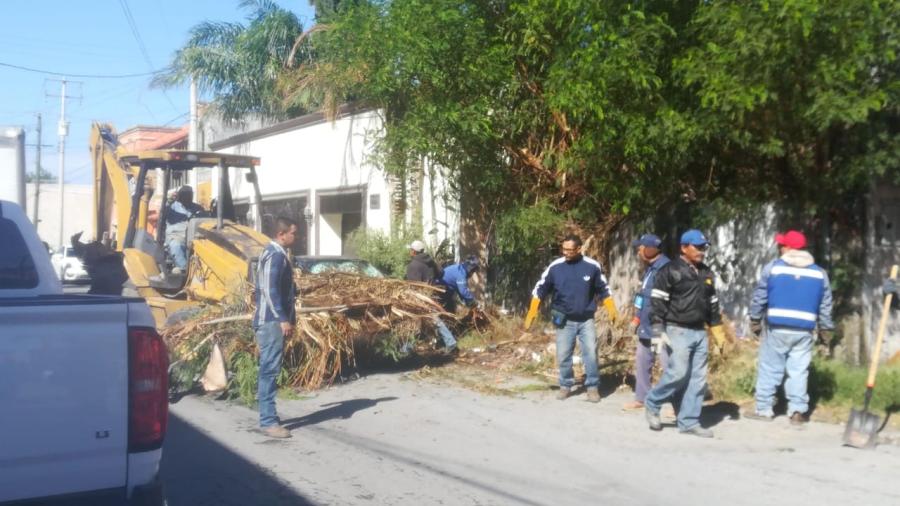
[650,256,722,330]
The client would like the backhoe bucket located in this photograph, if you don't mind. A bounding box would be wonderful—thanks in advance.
[843,408,880,449]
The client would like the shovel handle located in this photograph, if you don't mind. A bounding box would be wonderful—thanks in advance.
[867,265,898,388]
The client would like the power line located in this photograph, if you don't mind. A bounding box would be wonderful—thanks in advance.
[118,0,155,71]
[0,60,163,79]
[118,0,179,113]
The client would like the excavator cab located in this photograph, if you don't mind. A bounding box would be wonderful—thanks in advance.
[91,123,270,328]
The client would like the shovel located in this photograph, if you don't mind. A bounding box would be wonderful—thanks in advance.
[843,265,898,449]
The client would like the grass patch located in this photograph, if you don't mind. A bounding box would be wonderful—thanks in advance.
[709,343,900,423]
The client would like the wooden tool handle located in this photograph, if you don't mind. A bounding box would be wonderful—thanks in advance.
[867,265,899,388]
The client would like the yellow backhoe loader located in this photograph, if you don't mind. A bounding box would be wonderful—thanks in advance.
[90,123,270,328]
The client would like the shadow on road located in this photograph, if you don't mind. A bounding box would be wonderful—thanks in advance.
[701,401,741,428]
[161,414,315,506]
[282,397,398,430]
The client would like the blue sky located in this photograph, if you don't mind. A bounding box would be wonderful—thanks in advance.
[0,0,315,184]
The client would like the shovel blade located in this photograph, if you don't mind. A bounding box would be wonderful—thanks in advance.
[843,408,881,449]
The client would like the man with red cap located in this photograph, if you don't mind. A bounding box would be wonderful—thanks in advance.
[747,230,834,425]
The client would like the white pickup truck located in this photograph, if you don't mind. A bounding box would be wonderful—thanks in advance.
[0,200,168,505]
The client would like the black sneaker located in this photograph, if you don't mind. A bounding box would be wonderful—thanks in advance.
[790,412,808,425]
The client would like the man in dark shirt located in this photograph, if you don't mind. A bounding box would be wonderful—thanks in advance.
[644,229,726,438]
[525,234,618,402]
[405,240,458,354]
[623,233,671,410]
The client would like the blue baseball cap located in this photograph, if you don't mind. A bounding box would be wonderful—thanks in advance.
[680,229,709,246]
[632,234,662,248]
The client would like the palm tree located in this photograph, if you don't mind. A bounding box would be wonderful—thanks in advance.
[154,0,306,120]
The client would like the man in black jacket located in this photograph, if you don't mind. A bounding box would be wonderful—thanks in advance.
[405,240,458,353]
[644,229,726,438]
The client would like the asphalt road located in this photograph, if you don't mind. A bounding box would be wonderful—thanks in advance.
[160,373,900,506]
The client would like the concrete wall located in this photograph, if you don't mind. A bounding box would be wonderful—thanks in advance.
[24,183,94,250]
[864,181,900,361]
[605,205,778,338]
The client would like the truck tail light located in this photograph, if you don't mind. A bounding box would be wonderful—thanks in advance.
[128,327,169,452]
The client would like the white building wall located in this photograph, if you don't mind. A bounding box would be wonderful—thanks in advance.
[213,109,458,257]
[24,183,94,250]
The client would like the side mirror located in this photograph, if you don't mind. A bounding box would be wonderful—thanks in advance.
[245,172,257,183]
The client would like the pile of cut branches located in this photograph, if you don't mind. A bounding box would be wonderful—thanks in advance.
[163,272,451,395]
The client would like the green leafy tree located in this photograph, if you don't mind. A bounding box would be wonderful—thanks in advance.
[155,0,306,119]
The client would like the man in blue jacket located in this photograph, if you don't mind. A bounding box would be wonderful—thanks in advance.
[440,255,480,312]
[253,217,298,439]
[623,234,670,411]
[524,235,618,402]
[746,230,834,425]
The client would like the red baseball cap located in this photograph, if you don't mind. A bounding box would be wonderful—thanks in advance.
[775,230,807,249]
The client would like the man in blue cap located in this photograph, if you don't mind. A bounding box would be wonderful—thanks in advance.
[644,229,727,438]
[623,234,671,411]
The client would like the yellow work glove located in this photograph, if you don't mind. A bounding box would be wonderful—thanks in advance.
[603,297,619,324]
[709,324,727,348]
[524,297,541,330]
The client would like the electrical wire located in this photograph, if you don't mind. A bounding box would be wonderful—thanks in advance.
[118,0,179,112]
[0,61,162,79]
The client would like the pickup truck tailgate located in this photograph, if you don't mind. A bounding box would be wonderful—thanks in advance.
[0,298,130,502]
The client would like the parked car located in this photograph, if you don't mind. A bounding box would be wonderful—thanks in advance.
[0,200,167,505]
[51,245,91,283]
[294,256,385,277]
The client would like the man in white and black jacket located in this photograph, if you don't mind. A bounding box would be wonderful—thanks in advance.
[525,234,618,402]
[644,229,726,438]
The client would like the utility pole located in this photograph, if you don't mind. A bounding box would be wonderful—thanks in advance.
[46,78,82,249]
[32,113,43,225]
[25,113,53,226]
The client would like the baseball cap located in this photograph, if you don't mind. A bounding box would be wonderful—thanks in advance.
[632,234,662,249]
[409,240,426,252]
[775,230,806,249]
[680,229,709,246]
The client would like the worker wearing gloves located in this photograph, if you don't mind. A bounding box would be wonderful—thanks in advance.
[406,240,458,355]
[623,234,671,411]
[746,230,834,425]
[644,229,725,438]
[252,217,298,439]
[525,234,618,403]
[440,255,481,312]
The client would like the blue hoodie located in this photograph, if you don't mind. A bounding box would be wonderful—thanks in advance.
[441,263,475,305]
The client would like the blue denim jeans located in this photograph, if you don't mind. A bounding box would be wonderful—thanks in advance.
[556,319,599,389]
[432,316,457,349]
[634,338,670,403]
[166,239,188,269]
[645,325,708,431]
[255,321,285,428]
[755,327,813,416]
